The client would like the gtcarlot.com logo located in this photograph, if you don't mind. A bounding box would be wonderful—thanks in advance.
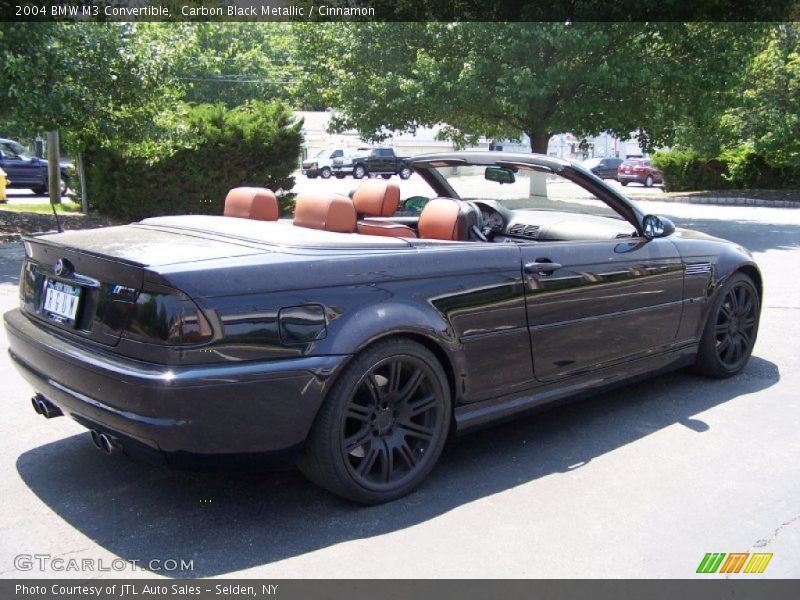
[696,552,773,574]
[14,554,194,573]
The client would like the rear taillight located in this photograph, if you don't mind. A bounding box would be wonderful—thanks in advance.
[123,289,213,345]
[633,166,646,173]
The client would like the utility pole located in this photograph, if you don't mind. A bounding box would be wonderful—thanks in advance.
[47,131,61,206]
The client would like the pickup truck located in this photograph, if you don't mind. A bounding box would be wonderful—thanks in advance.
[332,147,413,180]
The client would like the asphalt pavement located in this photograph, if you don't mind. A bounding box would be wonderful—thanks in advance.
[0,197,797,579]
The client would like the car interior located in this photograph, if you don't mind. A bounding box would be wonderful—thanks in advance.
[221,168,639,244]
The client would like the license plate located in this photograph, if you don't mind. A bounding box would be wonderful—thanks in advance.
[43,279,82,326]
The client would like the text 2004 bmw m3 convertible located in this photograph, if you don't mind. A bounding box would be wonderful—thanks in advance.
[4,152,761,503]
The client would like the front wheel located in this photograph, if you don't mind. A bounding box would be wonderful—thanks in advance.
[299,338,451,504]
[353,165,366,179]
[694,273,760,378]
[399,167,412,180]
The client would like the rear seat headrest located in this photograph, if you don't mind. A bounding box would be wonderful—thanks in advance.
[352,179,400,217]
[293,192,357,233]
[224,187,279,221]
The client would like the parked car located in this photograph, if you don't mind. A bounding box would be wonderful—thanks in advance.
[301,146,352,179]
[334,147,413,179]
[0,138,71,195]
[5,152,761,504]
[616,158,663,187]
[581,156,623,179]
[331,147,370,179]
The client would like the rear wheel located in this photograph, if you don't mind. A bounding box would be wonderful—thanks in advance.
[399,167,412,180]
[320,167,332,179]
[299,338,451,504]
[381,174,391,179]
[645,174,654,187]
[694,273,760,378]
[620,180,628,186]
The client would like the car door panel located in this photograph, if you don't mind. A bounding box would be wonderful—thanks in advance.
[522,238,684,382]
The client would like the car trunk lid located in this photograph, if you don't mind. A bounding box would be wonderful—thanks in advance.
[19,225,270,346]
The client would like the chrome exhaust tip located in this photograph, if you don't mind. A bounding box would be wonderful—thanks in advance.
[91,431,121,455]
[31,394,62,418]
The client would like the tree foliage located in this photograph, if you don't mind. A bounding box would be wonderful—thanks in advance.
[0,23,187,150]
[294,22,768,153]
[173,23,299,108]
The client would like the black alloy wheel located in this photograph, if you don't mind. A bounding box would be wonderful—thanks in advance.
[299,338,451,503]
[695,273,760,377]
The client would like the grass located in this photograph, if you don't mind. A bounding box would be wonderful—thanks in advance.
[0,200,84,214]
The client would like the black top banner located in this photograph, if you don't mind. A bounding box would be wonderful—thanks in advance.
[2,0,799,22]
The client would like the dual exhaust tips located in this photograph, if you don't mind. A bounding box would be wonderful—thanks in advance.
[31,394,121,455]
[31,394,62,419]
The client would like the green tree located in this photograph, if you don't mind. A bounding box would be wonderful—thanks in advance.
[294,22,767,153]
[719,24,800,167]
[173,23,299,108]
[0,23,187,150]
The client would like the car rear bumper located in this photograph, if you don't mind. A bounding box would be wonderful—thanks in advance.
[4,308,346,468]
[617,172,659,184]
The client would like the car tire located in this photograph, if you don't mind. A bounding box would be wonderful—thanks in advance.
[31,176,68,197]
[645,174,654,187]
[298,337,451,504]
[693,273,760,378]
[399,167,412,180]
[381,174,391,180]
[619,181,628,186]
[335,173,345,179]
[353,165,366,179]
[320,167,332,179]
[307,174,317,179]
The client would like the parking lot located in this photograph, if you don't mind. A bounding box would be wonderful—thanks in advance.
[0,190,798,578]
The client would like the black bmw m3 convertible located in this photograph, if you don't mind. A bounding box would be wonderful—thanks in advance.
[4,152,761,503]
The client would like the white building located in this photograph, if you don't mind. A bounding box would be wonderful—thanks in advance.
[295,111,646,161]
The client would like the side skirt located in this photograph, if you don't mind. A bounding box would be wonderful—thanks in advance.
[454,344,697,434]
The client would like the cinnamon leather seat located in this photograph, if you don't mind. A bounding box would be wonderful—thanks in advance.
[293,192,357,233]
[352,179,417,238]
[418,197,482,241]
[224,187,279,221]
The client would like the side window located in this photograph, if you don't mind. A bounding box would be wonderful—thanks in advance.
[331,150,343,158]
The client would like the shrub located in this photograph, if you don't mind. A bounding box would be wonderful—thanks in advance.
[652,147,800,191]
[651,149,729,192]
[83,101,302,221]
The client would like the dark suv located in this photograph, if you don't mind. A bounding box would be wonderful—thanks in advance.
[581,157,623,179]
[616,158,663,187]
[0,138,70,196]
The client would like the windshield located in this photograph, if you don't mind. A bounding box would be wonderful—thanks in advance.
[1,140,32,159]
[431,164,624,219]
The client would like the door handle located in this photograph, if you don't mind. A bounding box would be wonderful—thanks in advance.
[524,260,562,274]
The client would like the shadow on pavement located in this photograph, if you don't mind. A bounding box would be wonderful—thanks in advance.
[16,356,779,577]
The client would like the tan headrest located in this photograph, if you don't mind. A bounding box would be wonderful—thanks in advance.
[418,197,464,240]
[293,192,357,233]
[352,179,400,217]
[224,187,279,221]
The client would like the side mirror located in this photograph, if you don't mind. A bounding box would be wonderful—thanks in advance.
[485,166,516,184]
[642,214,675,239]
